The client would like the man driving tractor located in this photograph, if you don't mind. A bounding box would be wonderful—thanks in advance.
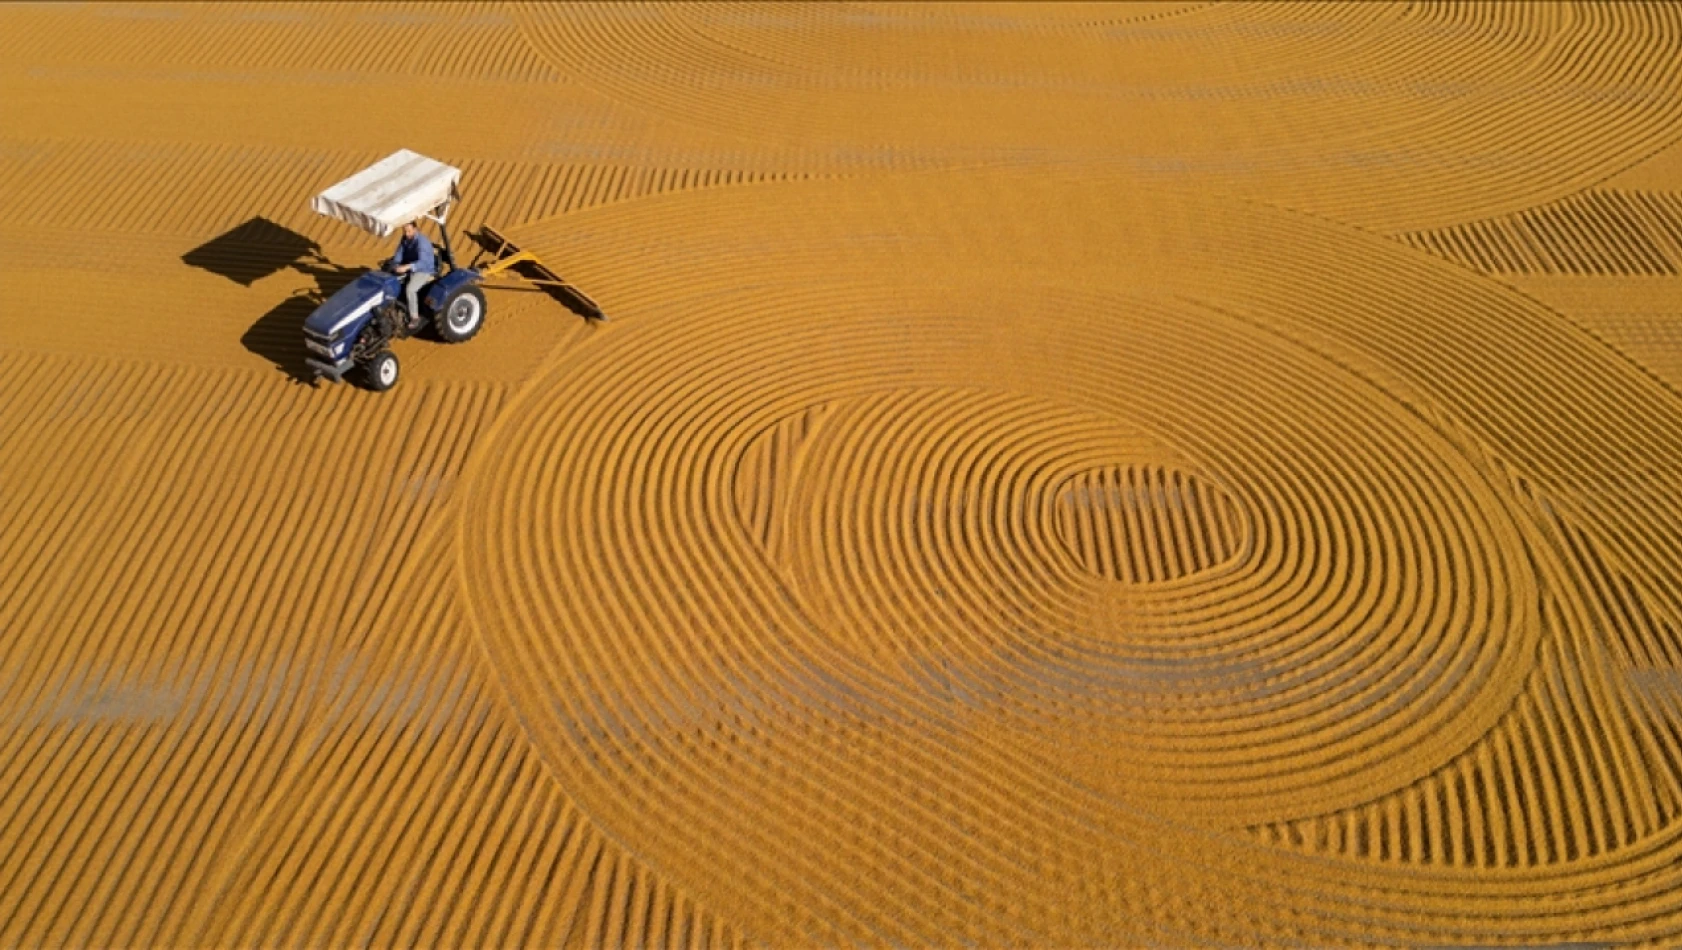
[388,220,435,329]
[303,148,605,391]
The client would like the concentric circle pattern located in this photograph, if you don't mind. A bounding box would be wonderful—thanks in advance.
[7,3,1682,946]
[1050,463,1246,582]
[456,173,1682,942]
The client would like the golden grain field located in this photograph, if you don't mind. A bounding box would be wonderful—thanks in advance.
[4,3,1682,946]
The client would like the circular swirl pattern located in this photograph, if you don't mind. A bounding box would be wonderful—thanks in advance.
[743,375,1536,821]
[443,169,1682,942]
[1049,462,1248,583]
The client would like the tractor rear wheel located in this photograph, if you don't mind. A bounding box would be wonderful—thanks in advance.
[361,350,400,391]
[434,284,487,343]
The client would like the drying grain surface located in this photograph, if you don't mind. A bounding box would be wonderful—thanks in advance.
[4,2,1682,946]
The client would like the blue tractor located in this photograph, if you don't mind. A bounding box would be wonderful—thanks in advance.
[300,149,603,391]
[301,263,486,391]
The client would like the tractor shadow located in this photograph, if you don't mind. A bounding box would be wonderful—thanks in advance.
[241,294,321,383]
[240,257,367,384]
[185,218,371,383]
[183,216,321,286]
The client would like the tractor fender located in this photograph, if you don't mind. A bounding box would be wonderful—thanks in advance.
[422,268,482,315]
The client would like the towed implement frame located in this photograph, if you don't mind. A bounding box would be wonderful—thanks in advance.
[472,225,607,322]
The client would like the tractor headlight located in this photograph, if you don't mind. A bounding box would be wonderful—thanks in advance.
[304,336,343,360]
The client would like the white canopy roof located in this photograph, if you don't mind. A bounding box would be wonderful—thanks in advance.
[310,149,460,239]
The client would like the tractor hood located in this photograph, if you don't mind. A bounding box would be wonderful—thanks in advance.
[303,271,397,340]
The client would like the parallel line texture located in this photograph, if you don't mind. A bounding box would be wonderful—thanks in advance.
[1400,189,1682,276]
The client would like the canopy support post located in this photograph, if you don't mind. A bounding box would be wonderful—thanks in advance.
[425,200,457,272]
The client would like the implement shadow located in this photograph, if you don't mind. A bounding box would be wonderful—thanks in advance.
[506,258,606,321]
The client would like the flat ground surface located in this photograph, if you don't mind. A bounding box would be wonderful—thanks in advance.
[4,2,1682,946]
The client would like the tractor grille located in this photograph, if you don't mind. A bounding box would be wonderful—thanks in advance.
[303,327,340,360]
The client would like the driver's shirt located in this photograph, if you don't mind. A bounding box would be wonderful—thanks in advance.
[395,231,436,274]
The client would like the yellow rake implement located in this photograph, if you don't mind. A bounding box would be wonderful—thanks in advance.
[473,224,607,321]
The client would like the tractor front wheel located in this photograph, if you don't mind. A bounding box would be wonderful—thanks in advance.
[361,350,400,392]
[434,284,487,343]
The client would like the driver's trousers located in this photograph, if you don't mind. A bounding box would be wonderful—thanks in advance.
[404,271,433,328]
